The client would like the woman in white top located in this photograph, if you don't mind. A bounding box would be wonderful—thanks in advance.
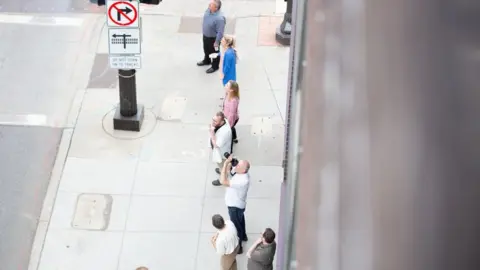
[211,214,240,270]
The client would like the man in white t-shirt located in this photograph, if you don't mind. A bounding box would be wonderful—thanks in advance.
[209,111,232,181]
[211,214,239,270]
[217,154,250,254]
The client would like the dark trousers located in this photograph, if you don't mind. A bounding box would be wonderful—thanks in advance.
[231,119,238,140]
[229,118,238,153]
[228,206,247,247]
[202,35,220,69]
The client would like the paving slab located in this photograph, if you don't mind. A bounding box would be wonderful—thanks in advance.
[125,196,204,232]
[139,122,210,163]
[133,162,208,197]
[38,230,123,270]
[59,157,138,194]
[140,0,276,17]
[118,232,199,270]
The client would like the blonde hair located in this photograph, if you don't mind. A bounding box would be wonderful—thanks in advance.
[227,80,240,99]
[223,35,238,60]
[136,267,149,270]
[223,35,236,48]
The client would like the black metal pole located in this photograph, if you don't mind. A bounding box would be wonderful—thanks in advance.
[118,69,138,116]
[275,0,293,46]
[113,69,144,131]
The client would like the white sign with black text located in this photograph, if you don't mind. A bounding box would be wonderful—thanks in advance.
[108,28,141,55]
[109,55,142,69]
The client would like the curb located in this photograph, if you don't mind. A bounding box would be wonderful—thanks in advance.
[27,129,74,270]
[26,14,102,270]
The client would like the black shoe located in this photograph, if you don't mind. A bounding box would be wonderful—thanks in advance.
[197,60,210,66]
[206,67,218,73]
[243,236,248,242]
[237,246,243,254]
[233,139,238,144]
[212,180,221,186]
[215,168,221,174]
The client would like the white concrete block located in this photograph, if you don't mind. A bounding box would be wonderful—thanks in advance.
[72,193,112,230]
[49,192,130,231]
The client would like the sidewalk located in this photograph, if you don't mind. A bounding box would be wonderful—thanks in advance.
[30,2,289,270]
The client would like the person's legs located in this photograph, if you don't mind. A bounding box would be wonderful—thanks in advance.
[203,37,218,72]
[220,247,238,270]
[231,118,239,143]
[212,158,226,185]
[211,51,220,70]
[238,207,247,241]
[217,158,225,169]
[198,36,212,65]
[228,207,243,250]
[231,126,237,140]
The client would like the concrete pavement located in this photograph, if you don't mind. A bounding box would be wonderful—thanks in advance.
[29,1,289,270]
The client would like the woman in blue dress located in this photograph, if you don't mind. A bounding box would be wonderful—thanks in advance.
[220,35,237,86]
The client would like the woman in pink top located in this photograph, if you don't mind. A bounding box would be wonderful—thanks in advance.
[223,80,240,145]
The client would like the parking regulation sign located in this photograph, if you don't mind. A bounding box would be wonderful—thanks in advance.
[107,0,139,27]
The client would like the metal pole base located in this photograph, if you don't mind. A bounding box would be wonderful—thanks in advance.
[113,104,145,132]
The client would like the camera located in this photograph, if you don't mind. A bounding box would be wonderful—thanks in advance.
[224,152,239,167]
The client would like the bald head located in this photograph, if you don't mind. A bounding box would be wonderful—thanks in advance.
[236,160,250,173]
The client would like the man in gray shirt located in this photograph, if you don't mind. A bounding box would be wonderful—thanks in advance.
[246,228,277,270]
[197,0,226,73]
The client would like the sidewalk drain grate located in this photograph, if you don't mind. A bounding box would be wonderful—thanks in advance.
[72,194,113,231]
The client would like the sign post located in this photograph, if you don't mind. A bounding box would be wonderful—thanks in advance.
[106,0,144,131]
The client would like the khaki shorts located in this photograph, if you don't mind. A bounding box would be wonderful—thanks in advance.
[220,245,239,270]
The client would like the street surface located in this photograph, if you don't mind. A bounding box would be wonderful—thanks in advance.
[0,0,289,269]
[0,0,101,269]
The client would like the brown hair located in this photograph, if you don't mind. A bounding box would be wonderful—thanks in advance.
[212,214,226,229]
[216,111,226,121]
[136,267,149,270]
[227,80,240,99]
[263,228,276,244]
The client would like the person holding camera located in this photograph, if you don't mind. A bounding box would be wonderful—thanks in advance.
[213,154,250,254]
[210,111,233,173]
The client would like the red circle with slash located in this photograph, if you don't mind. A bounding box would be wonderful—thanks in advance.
[108,1,138,26]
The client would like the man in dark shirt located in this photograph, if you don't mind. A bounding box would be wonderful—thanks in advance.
[197,0,226,73]
[246,228,277,270]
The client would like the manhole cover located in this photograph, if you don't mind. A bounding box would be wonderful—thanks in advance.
[72,194,113,230]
